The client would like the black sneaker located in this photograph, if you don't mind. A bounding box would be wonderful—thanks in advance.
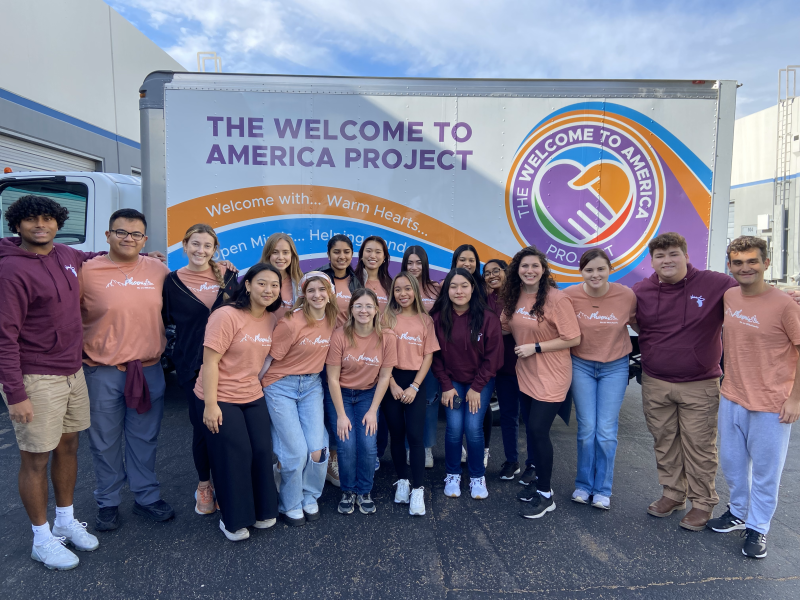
[519,465,537,486]
[519,491,556,519]
[338,491,356,515]
[706,506,746,533]
[357,493,376,515]
[95,506,120,531]
[499,461,521,480]
[517,484,538,502]
[133,499,175,522]
[741,528,767,559]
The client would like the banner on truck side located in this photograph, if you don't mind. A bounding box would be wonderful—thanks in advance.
[164,90,716,285]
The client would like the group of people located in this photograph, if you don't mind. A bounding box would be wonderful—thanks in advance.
[1,194,797,571]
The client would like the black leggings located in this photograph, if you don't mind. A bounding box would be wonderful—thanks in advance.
[196,395,278,531]
[183,376,211,482]
[520,393,564,492]
[382,368,426,488]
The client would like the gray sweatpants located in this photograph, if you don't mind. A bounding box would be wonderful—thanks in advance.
[719,395,793,534]
[83,364,166,508]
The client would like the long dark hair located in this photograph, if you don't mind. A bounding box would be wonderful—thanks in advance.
[327,233,353,254]
[430,268,487,344]
[500,246,557,323]
[451,244,486,301]
[219,263,282,313]
[402,245,438,298]
[355,235,393,293]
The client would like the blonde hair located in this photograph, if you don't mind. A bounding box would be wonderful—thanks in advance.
[343,288,383,349]
[182,224,223,286]
[382,271,427,330]
[260,233,302,286]
[288,275,338,327]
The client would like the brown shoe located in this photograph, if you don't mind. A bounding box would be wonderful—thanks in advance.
[680,507,711,531]
[647,496,687,517]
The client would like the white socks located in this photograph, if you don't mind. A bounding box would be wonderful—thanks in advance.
[55,505,74,528]
[539,490,552,498]
[32,522,52,546]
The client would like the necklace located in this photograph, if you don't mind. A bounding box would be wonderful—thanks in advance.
[107,255,142,284]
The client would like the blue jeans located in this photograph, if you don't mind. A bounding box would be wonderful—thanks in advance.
[264,374,329,514]
[407,369,440,450]
[571,355,629,497]
[83,364,166,508]
[335,386,379,495]
[444,379,495,478]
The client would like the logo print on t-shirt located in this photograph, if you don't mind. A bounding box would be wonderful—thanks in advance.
[64,264,77,277]
[299,335,331,347]
[106,278,155,289]
[240,333,272,345]
[691,295,705,307]
[576,311,619,323]
[189,282,220,294]
[397,331,423,347]
[725,307,760,328]
[343,353,381,365]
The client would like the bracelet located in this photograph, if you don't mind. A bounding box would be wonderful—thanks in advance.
[409,383,420,392]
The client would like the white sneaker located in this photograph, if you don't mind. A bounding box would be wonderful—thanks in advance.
[394,479,411,504]
[592,494,611,510]
[52,519,99,551]
[219,520,249,541]
[326,455,340,487]
[572,489,590,504]
[406,449,410,465]
[254,518,276,529]
[31,536,79,570]
[483,448,490,468]
[444,474,461,498]
[470,476,489,499]
[425,447,434,469]
[461,446,467,464]
[409,487,426,516]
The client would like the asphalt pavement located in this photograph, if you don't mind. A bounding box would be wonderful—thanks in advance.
[1,374,799,600]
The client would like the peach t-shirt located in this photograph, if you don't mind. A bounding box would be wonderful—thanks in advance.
[502,289,581,402]
[326,328,398,390]
[334,276,353,327]
[275,276,295,320]
[80,256,169,367]
[194,306,277,403]
[419,281,441,313]
[564,282,637,362]
[176,264,228,309]
[261,310,334,387]
[721,286,800,413]
[390,313,440,371]
[365,280,389,312]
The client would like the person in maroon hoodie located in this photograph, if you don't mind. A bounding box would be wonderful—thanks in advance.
[431,268,503,500]
[633,231,739,531]
[0,195,165,570]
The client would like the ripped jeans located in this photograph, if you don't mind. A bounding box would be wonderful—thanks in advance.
[264,374,329,514]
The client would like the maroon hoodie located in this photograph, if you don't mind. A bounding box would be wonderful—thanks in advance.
[0,238,103,404]
[633,263,737,383]
[431,308,504,393]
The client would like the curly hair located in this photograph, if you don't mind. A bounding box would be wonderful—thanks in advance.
[500,246,557,322]
[4,195,69,233]
[727,235,768,262]
[648,232,687,256]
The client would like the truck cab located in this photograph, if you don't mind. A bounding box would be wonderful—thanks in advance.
[0,171,142,253]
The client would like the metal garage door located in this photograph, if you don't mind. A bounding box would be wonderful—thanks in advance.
[0,133,97,172]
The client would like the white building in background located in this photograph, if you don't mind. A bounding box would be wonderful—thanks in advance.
[0,0,184,175]
[729,70,798,282]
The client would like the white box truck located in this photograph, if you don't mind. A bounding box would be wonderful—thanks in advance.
[2,73,737,289]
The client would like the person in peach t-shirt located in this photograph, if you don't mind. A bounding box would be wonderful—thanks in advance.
[261,272,337,526]
[326,288,395,516]
[563,249,636,511]
[259,232,302,320]
[79,209,173,531]
[499,246,581,520]
[705,236,800,560]
[195,263,282,541]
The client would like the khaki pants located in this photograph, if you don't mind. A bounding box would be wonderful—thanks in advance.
[641,373,720,512]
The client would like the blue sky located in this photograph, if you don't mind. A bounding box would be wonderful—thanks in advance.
[108,0,800,118]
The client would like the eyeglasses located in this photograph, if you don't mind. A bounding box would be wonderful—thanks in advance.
[484,268,503,277]
[111,229,145,241]
[352,304,376,311]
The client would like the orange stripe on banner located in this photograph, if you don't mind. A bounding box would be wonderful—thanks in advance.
[167,185,511,263]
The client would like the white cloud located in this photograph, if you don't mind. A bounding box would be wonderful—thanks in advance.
[109,0,800,117]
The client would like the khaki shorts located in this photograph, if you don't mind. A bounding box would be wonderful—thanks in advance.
[0,370,90,453]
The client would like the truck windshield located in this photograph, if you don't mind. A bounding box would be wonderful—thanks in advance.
[0,181,88,244]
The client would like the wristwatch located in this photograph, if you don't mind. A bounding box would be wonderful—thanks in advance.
[535,342,542,354]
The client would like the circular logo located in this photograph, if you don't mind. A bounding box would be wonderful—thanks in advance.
[506,107,666,281]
